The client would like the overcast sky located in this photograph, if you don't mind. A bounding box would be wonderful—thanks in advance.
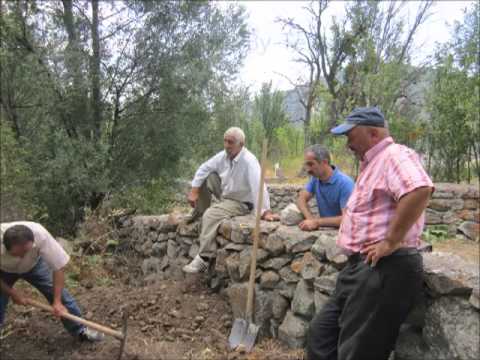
[235,1,474,92]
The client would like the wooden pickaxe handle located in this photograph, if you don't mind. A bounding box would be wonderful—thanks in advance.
[26,298,124,340]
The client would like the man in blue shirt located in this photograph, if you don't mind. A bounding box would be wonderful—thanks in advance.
[297,144,354,230]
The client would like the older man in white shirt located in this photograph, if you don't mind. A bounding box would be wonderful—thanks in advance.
[0,221,103,342]
[183,127,278,273]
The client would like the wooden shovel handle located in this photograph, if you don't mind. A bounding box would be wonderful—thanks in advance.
[26,298,124,340]
[246,139,268,322]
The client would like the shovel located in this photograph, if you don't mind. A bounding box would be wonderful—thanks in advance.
[228,139,268,352]
[26,298,128,360]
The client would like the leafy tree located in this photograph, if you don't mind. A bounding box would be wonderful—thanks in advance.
[427,3,479,183]
[252,82,288,154]
[0,0,250,233]
[278,0,433,145]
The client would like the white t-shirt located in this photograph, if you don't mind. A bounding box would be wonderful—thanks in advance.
[0,221,70,274]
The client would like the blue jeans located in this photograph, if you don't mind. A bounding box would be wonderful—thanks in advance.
[0,257,85,336]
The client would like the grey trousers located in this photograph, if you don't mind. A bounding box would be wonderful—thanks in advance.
[196,173,251,258]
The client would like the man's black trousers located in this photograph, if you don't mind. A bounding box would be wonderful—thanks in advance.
[306,249,423,360]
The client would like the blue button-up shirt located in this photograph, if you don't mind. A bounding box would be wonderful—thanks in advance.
[305,167,354,217]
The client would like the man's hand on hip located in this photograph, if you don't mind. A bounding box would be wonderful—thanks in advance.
[361,241,403,267]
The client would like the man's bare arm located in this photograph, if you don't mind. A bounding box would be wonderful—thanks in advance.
[363,186,433,266]
[316,208,346,228]
[297,190,314,219]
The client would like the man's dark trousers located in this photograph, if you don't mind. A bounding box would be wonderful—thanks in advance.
[306,249,423,360]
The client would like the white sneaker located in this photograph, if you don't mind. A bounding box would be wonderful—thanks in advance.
[78,327,104,342]
[183,255,208,273]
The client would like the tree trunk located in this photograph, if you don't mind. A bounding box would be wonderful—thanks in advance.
[91,0,101,141]
[61,0,87,136]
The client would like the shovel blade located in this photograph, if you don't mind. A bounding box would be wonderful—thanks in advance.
[242,322,260,352]
[228,318,259,352]
[229,318,248,350]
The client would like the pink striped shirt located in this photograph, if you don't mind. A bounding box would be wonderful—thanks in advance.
[337,137,433,253]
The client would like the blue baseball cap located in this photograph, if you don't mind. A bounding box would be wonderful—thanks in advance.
[331,107,385,135]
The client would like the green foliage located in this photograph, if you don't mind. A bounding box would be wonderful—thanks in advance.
[0,118,43,221]
[271,124,304,161]
[426,3,479,183]
[0,0,249,233]
[109,177,179,215]
[423,225,449,244]
[252,82,288,152]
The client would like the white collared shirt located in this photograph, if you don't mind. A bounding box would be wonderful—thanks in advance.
[0,221,69,274]
[191,147,271,214]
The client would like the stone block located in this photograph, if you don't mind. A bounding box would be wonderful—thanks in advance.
[314,273,338,296]
[274,226,318,254]
[423,296,480,360]
[470,286,479,309]
[272,292,289,320]
[167,239,177,259]
[226,252,240,282]
[425,208,443,225]
[260,255,292,271]
[176,220,200,237]
[292,280,315,319]
[264,232,286,256]
[152,241,167,258]
[238,247,269,281]
[423,252,479,296]
[458,221,479,241]
[278,311,309,349]
[280,203,304,226]
[260,271,280,289]
[429,199,464,212]
[279,265,300,284]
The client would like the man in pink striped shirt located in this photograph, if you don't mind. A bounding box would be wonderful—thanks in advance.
[307,107,433,360]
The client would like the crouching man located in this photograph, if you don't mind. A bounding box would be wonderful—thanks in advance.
[0,221,103,342]
[183,127,278,273]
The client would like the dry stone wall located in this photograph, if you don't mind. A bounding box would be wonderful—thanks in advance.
[118,208,479,359]
[268,182,479,241]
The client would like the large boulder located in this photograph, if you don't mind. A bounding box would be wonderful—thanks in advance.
[423,252,479,296]
[423,296,480,360]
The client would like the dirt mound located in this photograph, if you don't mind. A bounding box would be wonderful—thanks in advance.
[0,276,303,360]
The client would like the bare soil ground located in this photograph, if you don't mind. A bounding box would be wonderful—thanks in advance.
[431,238,480,265]
[0,235,477,360]
[0,256,303,360]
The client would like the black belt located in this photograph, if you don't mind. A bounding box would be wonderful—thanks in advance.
[348,247,419,264]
